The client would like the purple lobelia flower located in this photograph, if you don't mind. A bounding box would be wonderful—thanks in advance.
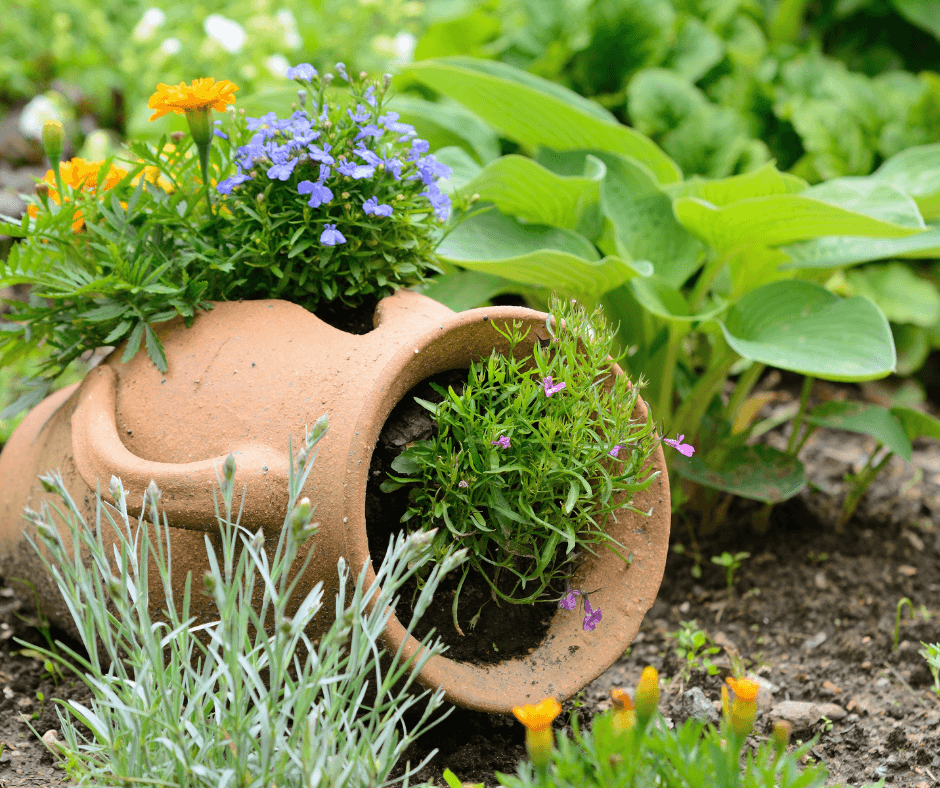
[320,223,346,246]
[363,196,393,217]
[664,434,695,457]
[583,596,602,631]
[297,179,333,208]
[217,168,252,194]
[266,156,298,181]
[609,444,624,458]
[348,104,371,123]
[286,63,317,82]
[354,124,383,141]
[307,143,334,165]
[458,480,468,488]
[336,160,375,179]
[491,435,510,449]
[558,587,580,610]
[542,376,566,397]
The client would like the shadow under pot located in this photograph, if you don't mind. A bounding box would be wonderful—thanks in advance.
[0,288,670,714]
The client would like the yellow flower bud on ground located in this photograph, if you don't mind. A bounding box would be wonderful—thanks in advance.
[512,697,561,769]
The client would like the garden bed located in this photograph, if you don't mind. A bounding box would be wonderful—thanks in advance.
[0,374,937,787]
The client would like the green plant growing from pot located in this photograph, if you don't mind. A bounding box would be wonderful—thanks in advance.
[381,293,687,633]
[0,63,464,418]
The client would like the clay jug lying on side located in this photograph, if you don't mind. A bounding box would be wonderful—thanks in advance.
[0,288,670,714]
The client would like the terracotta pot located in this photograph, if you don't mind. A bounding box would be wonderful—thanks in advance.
[0,288,670,714]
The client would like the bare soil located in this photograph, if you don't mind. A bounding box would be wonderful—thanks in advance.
[0,301,938,787]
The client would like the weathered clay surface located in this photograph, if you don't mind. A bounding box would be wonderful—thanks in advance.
[0,288,670,713]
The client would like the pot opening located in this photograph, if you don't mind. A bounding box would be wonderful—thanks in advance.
[365,367,572,666]
[311,292,381,335]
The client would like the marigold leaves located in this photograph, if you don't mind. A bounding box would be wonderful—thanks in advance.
[79,301,129,323]
[121,322,144,365]
[143,324,168,373]
[103,319,133,344]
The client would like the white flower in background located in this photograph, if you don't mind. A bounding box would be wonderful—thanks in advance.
[372,31,416,64]
[160,37,182,55]
[266,54,289,77]
[204,14,247,54]
[276,9,301,50]
[18,95,60,140]
[132,7,166,42]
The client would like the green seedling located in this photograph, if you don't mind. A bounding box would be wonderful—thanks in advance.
[670,621,721,687]
[711,551,750,598]
[443,768,484,788]
[920,643,940,696]
[894,597,914,651]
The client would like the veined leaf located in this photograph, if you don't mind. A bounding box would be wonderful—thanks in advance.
[805,401,912,461]
[403,57,682,185]
[873,142,940,220]
[718,280,896,381]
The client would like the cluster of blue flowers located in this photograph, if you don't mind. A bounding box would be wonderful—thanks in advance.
[216,62,452,248]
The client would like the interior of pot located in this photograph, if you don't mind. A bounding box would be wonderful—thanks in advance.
[345,305,671,714]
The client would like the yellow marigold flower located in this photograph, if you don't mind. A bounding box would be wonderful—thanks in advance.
[147,78,238,121]
[610,687,636,735]
[512,697,561,769]
[726,676,760,739]
[634,666,660,728]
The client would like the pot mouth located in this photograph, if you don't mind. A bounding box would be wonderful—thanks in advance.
[344,300,671,713]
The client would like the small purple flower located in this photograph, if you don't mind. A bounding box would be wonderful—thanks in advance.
[542,376,566,397]
[383,156,403,181]
[354,124,383,141]
[558,588,580,611]
[422,184,451,221]
[416,155,453,184]
[491,435,510,449]
[408,139,430,159]
[458,480,468,489]
[286,63,317,82]
[334,62,349,81]
[664,434,695,457]
[609,444,624,458]
[266,157,298,181]
[213,129,228,140]
[363,86,377,107]
[355,147,381,167]
[308,143,334,165]
[337,160,376,179]
[348,104,371,123]
[297,179,333,208]
[379,111,416,138]
[216,169,252,194]
[320,223,346,246]
[363,196,393,217]
[583,597,602,631]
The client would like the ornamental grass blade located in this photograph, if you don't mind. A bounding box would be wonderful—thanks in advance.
[717,280,896,381]
[804,401,913,462]
[671,444,807,504]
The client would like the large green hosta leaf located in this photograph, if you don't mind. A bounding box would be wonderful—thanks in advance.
[403,57,682,185]
[717,280,896,381]
[435,207,652,300]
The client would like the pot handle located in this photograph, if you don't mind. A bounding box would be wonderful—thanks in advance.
[71,366,290,532]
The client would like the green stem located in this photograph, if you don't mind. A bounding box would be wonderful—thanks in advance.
[839,449,893,528]
[655,323,678,429]
[725,361,766,433]
[785,376,814,455]
[770,0,810,44]
[688,252,726,313]
[670,346,738,441]
[197,144,214,217]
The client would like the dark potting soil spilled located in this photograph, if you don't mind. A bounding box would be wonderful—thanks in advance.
[365,367,572,664]
[310,292,381,334]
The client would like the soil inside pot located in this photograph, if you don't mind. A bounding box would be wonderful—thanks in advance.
[365,368,574,665]
[310,292,380,335]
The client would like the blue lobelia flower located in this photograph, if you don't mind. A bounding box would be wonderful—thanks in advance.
[297,179,333,208]
[421,184,451,221]
[266,156,298,181]
[354,147,381,167]
[354,124,383,141]
[337,160,376,179]
[582,596,602,631]
[307,143,334,165]
[363,196,393,217]
[217,168,252,194]
[320,223,346,246]
[286,63,317,82]
[348,104,371,124]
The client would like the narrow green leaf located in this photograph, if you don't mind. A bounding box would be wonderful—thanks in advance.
[121,322,144,364]
[103,319,132,344]
[80,301,129,323]
[805,401,912,462]
[564,480,579,515]
[143,324,168,373]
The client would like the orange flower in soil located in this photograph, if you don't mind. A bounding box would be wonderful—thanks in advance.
[148,78,238,121]
[610,687,636,734]
[513,697,561,769]
[27,158,128,231]
[634,666,660,727]
[726,676,760,738]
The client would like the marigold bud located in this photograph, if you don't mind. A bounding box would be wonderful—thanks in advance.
[610,688,636,735]
[222,453,237,483]
[772,720,791,759]
[634,666,660,729]
[512,697,560,770]
[726,677,760,739]
[170,130,186,144]
[42,119,64,165]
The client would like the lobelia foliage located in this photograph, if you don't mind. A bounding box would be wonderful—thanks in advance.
[19,417,469,787]
[395,55,940,523]
[0,65,459,421]
[380,294,662,632]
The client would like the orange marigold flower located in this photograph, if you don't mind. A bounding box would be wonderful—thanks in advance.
[610,687,636,734]
[27,158,128,232]
[726,676,760,739]
[513,697,561,770]
[148,78,238,121]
